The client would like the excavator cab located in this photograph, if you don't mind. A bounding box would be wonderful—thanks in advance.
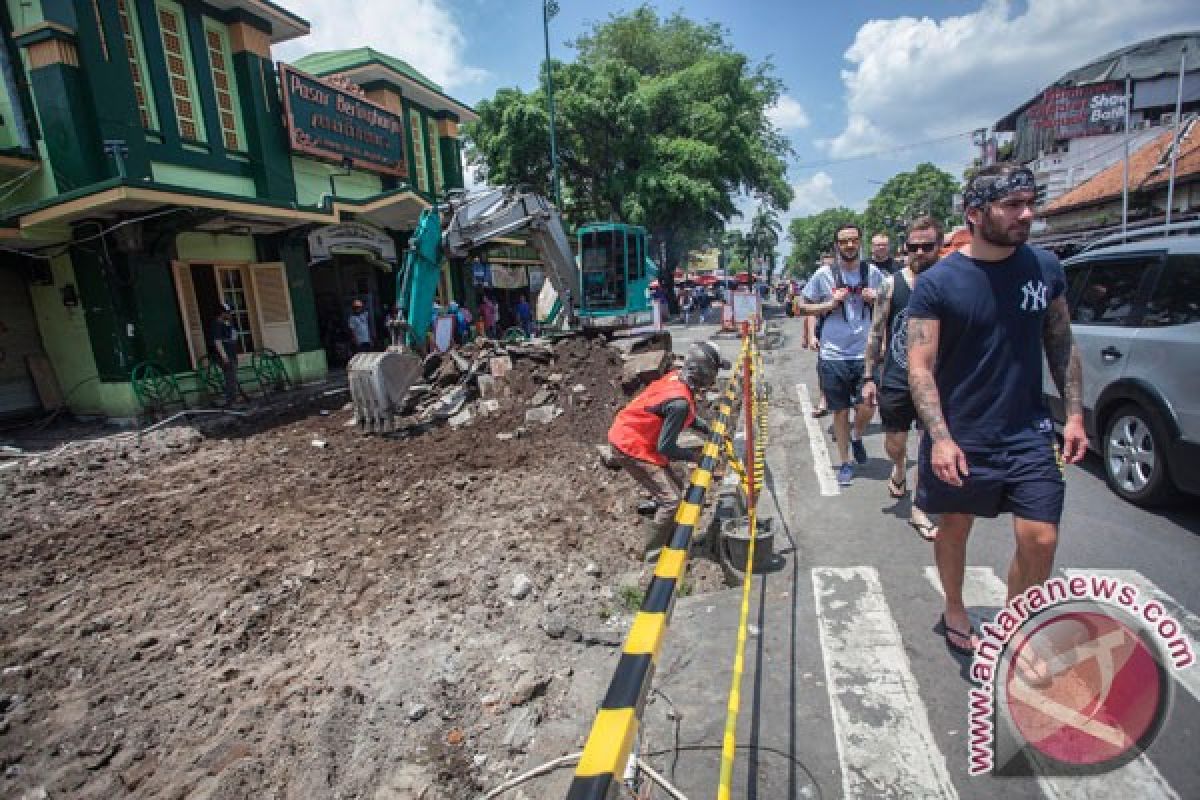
[576,223,654,326]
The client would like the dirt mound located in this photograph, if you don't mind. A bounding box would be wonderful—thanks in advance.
[0,336,725,799]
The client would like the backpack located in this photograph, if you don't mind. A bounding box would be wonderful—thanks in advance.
[818,261,871,335]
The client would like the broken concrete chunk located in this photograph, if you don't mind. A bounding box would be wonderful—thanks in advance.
[503,706,539,753]
[510,574,533,600]
[524,406,561,425]
[528,388,552,407]
[488,356,513,378]
[448,409,473,428]
[476,374,498,399]
[621,350,673,389]
[479,399,501,416]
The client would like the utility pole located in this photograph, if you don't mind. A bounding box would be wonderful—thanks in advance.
[542,0,562,208]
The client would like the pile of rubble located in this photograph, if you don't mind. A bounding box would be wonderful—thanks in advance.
[388,334,675,441]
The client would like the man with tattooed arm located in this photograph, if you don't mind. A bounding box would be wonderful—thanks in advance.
[906,165,1086,657]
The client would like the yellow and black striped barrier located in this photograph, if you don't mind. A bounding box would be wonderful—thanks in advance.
[566,340,750,800]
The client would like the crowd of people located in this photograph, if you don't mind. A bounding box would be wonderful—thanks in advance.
[605,164,1086,673]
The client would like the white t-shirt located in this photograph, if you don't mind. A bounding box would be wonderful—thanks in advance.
[801,262,886,361]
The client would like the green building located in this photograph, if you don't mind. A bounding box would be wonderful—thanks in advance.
[0,0,476,419]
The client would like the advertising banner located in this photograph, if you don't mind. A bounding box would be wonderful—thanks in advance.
[308,222,398,264]
[279,64,408,177]
[1026,82,1126,139]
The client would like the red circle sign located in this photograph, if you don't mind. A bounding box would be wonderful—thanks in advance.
[1005,610,1164,766]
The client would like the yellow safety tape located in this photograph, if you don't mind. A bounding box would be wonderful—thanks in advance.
[690,469,712,490]
[575,708,640,776]
[625,611,668,659]
[718,331,763,800]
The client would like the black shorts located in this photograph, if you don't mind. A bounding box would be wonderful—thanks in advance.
[817,358,865,411]
[916,435,1065,524]
[878,386,919,433]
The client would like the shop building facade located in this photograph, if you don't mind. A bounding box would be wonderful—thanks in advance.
[0,0,475,418]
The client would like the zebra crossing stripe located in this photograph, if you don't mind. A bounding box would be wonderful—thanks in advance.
[796,383,839,496]
[922,566,1179,800]
[1062,568,1200,704]
[813,567,957,798]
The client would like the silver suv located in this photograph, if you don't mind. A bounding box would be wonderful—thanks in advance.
[1043,231,1200,506]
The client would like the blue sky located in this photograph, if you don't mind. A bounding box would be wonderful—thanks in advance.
[277,0,1200,238]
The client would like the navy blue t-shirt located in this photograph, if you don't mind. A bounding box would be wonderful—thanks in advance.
[907,245,1066,449]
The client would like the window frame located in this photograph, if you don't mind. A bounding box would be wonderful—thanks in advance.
[408,108,429,193]
[116,0,159,132]
[1142,252,1200,328]
[154,0,207,144]
[1066,251,1164,328]
[200,16,246,153]
[426,116,443,194]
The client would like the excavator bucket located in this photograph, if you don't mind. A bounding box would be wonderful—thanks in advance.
[347,349,423,433]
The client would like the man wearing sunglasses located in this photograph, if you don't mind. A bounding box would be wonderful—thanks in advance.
[863,217,943,541]
[797,223,887,486]
[906,164,1086,657]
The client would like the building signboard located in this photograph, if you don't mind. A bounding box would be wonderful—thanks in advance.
[279,63,408,178]
[308,222,398,264]
[1027,81,1126,139]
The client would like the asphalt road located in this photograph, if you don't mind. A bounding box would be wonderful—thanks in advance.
[647,308,1200,800]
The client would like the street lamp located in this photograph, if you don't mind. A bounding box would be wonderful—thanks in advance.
[542,0,562,208]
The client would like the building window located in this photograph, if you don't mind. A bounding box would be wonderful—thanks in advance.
[202,19,245,152]
[217,266,255,353]
[426,117,444,194]
[156,0,205,142]
[409,109,428,193]
[116,0,157,131]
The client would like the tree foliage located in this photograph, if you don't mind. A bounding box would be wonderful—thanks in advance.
[465,5,793,300]
[860,162,959,243]
[786,207,863,277]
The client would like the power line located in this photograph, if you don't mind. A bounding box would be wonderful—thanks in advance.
[792,130,978,170]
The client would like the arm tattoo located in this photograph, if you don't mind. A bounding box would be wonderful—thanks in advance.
[1043,296,1084,417]
[907,317,952,442]
[864,277,892,376]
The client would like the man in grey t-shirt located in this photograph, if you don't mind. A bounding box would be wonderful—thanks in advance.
[798,223,886,486]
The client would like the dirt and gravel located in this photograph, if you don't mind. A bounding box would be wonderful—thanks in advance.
[0,336,726,799]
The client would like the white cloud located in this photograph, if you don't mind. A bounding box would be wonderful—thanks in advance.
[822,0,1196,159]
[789,171,840,216]
[767,94,811,130]
[275,0,489,91]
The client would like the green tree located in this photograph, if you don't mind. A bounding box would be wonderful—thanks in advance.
[748,203,782,278]
[465,6,793,306]
[861,162,959,244]
[786,207,863,277]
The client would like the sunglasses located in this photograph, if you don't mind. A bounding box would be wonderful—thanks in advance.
[905,242,938,253]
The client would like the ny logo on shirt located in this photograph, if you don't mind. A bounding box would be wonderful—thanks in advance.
[1020,280,1048,312]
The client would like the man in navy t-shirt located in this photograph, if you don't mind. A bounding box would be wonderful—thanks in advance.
[907,165,1086,659]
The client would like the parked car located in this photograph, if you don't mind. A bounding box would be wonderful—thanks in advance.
[1042,231,1200,506]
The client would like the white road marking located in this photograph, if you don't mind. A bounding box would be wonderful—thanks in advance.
[925,566,1179,800]
[796,383,839,496]
[1063,568,1200,703]
[813,567,957,798]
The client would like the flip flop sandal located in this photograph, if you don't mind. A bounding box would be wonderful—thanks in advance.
[937,614,978,655]
[887,474,907,498]
[910,518,938,541]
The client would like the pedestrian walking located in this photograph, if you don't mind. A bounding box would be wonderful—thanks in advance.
[797,224,886,486]
[480,294,499,339]
[680,288,695,325]
[514,294,533,337]
[347,299,374,353]
[907,165,1086,661]
[209,303,242,406]
[862,216,943,541]
[696,289,712,323]
[607,341,729,557]
[869,232,899,275]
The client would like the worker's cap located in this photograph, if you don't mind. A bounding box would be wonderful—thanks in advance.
[681,341,729,389]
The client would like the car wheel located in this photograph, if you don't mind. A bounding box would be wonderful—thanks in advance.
[1103,403,1177,506]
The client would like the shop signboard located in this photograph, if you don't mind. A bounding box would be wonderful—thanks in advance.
[308,222,398,264]
[1026,81,1126,139]
[279,63,408,177]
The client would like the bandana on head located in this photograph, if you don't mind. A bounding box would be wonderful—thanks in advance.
[964,167,1037,209]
